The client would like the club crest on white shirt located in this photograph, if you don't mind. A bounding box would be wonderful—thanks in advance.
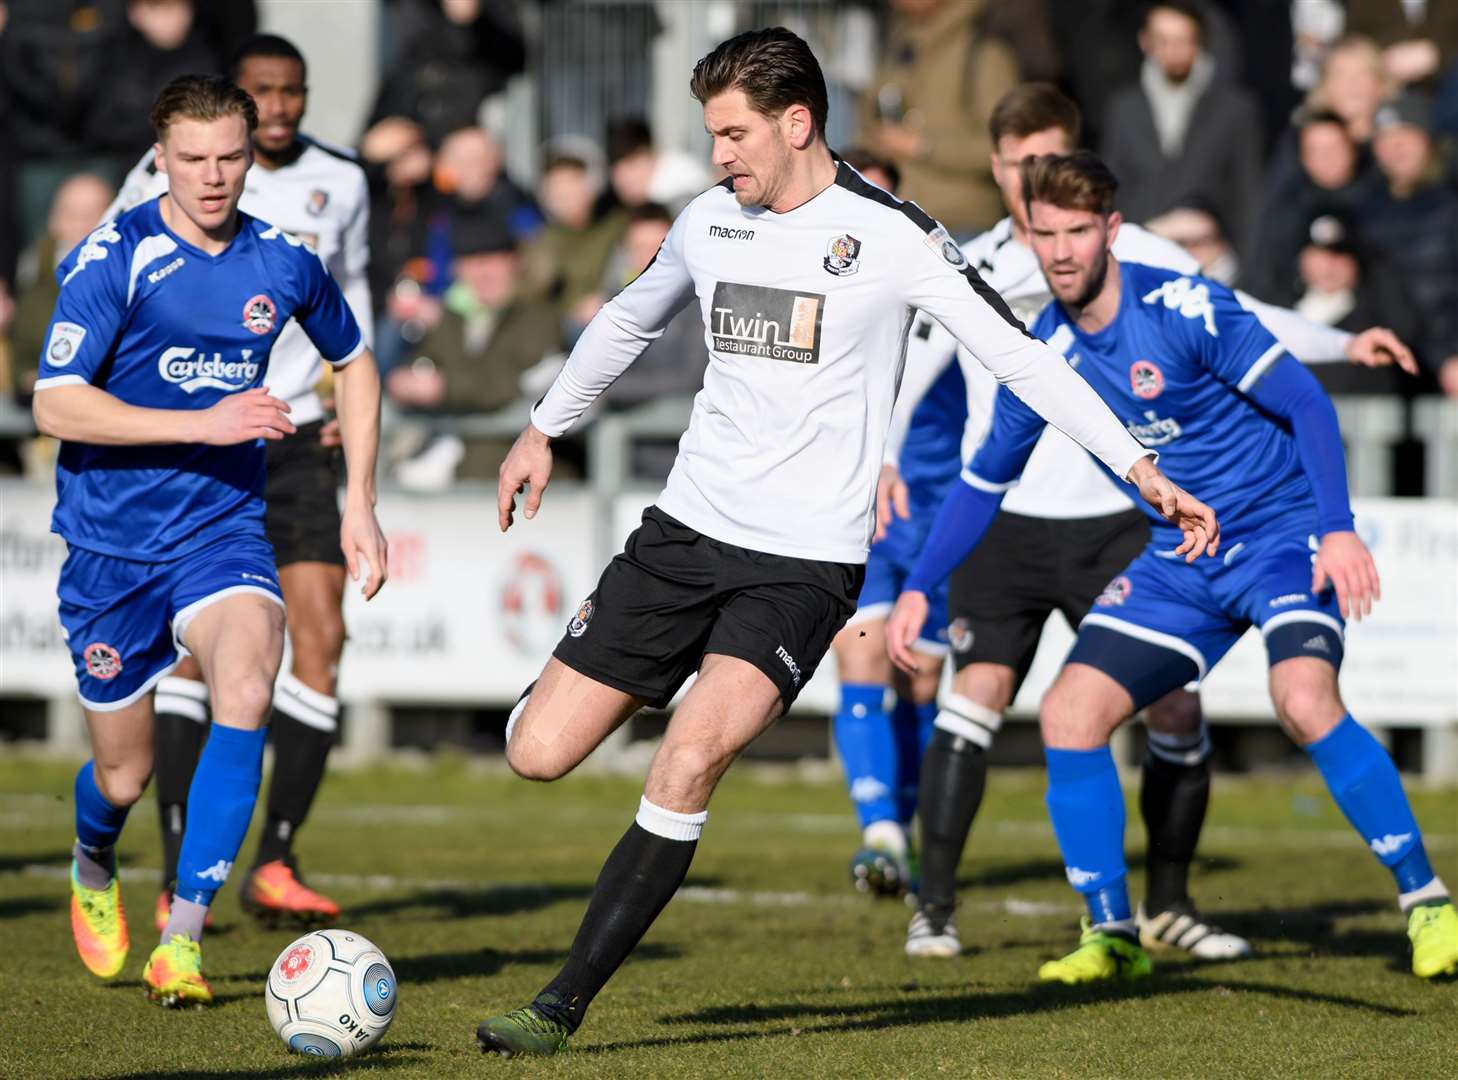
[823,233,861,276]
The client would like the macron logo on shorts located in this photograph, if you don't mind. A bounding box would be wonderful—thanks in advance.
[775,645,802,687]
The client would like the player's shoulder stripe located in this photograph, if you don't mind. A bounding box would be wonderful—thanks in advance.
[298,133,360,165]
[835,163,1029,338]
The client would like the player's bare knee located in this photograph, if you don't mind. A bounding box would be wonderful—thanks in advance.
[955,665,1015,715]
[1270,662,1344,743]
[94,761,149,808]
[215,675,275,729]
[292,610,346,672]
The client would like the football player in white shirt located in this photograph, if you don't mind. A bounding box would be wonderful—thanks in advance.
[101,35,374,929]
[475,29,1216,1057]
[879,84,1416,963]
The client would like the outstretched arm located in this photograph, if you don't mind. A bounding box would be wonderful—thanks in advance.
[501,204,697,530]
[332,349,388,600]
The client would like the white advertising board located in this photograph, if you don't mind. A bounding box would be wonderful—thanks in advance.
[3,481,1454,725]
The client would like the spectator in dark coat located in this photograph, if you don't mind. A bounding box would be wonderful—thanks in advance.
[1290,211,1420,397]
[369,0,526,146]
[1246,111,1384,304]
[1100,1,1263,256]
[1356,93,1458,394]
[85,0,222,161]
[388,211,560,487]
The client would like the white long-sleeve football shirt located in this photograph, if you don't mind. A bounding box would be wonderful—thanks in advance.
[531,163,1150,564]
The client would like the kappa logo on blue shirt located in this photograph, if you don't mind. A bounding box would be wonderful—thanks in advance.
[1142,277,1218,336]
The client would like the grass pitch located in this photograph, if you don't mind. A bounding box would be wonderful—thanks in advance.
[0,753,1453,1079]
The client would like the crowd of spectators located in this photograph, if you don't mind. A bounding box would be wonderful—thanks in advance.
[1,0,1456,490]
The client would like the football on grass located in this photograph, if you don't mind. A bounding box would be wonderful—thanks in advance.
[266,929,397,1057]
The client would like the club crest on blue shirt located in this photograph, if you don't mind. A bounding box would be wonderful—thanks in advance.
[242,294,278,335]
[1129,359,1165,400]
[823,233,861,277]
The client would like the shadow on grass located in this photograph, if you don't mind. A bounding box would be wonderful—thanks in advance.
[347,881,594,920]
[573,971,1414,1053]
[346,875,725,922]
[1213,897,1409,971]
[0,849,72,873]
[82,1042,431,1080]
[391,940,681,985]
[958,854,1241,892]
[0,895,65,919]
[191,943,684,991]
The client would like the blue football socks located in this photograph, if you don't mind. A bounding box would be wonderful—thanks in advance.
[174,724,267,908]
[893,699,938,825]
[1045,746,1132,928]
[74,760,130,889]
[833,684,899,831]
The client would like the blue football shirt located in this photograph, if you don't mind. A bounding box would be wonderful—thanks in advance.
[35,197,364,561]
[966,261,1313,545]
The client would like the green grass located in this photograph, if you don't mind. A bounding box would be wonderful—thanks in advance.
[1,754,1453,1079]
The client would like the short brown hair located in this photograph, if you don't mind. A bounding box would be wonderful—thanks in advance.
[690,28,828,140]
[150,74,258,140]
[1021,151,1119,217]
[989,83,1082,146]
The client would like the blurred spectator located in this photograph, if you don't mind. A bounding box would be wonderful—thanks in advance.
[598,203,712,482]
[360,117,438,372]
[1145,202,1238,284]
[1247,110,1384,303]
[1291,0,1347,93]
[8,172,115,401]
[1289,211,1417,396]
[1100,1,1263,256]
[432,125,540,239]
[522,139,627,345]
[370,0,526,146]
[839,146,902,194]
[1357,92,1458,393]
[1306,35,1395,146]
[389,212,559,489]
[859,0,1019,237]
[603,116,711,217]
[980,0,1059,83]
[85,0,223,161]
[1345,0,1458,92]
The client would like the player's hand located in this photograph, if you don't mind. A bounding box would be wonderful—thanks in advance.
[874,464,910,542]
[341,500,389,601]
[886,590,930,675]
[1127,456,1220,562]
[498,424,553,531]
[201,387,295,444]
[1312,530,1379,621]
[1345,327,1418,375]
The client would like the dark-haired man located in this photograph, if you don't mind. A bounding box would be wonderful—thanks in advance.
[888,150,1456,984]
[477,28,1215,1056]
[39,74,384,1007]
[104,33,374,926]
[883,82,1414,964]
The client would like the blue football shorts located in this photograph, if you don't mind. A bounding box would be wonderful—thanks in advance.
[1069,523,1345,712]
[57,531,284,711]
[849,489,950,656]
